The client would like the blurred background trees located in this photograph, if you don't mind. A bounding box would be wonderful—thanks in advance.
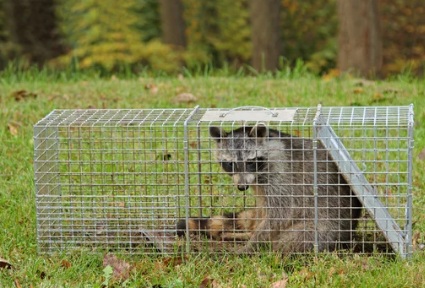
[250,0,281,72]
[0,0,423,77]
[337,0,382,77]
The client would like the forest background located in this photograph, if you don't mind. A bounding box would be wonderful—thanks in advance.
[0,0,424,78]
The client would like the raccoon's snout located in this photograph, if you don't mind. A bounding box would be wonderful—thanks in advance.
[233,174,255,191]
[237,185,249,191]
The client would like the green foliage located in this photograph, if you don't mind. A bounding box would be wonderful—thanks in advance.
[54,0,179,73]
[280,0,337,74]
[183,0,251,69]
[134,0,161,42]
[182,0,218,67]
[0,0,21,69]
[210,0,251,66]
[1,0,424,76]
[380,0,425,76]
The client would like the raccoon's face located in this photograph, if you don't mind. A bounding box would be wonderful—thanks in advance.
[210,124,269,191]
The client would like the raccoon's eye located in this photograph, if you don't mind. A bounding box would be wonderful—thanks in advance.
[246,157,267,172]
[220,162,235,173]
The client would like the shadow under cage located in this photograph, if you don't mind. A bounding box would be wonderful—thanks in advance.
[33,105,414,258]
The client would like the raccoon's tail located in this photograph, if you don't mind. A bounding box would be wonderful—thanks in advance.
[176,210,258,241]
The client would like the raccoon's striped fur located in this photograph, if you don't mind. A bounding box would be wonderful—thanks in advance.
[177,124,362,254]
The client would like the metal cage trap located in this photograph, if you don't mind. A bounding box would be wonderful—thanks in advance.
[34,105,414,258]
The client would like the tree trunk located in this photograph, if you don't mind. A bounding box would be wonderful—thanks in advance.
[159,0,186,48]
[4,0,64,65]
[250,0,281,72]
[337,0,382,77]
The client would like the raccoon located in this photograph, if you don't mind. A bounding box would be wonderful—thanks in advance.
[177,124,362,254]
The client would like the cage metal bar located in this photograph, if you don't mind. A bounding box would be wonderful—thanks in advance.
[406,104,414,257]
[312,104,322,253]
[183,106,200,253]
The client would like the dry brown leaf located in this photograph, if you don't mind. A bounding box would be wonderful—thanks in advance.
[321,68,340,81]
[145,84,159,94]
[199,277,222,288]
[371,92,385,102]
[7,122,19,136]
[189,141,198,149]
[103,254,131,281]
[0,258,12,269]
[353,88,364,94]
[418,148,425,161]
[270,278,288,288]
[14,279,22,288]
[199,277,213,288]
[10,90,37,101]
[412,231,420,249]
[162,256,185,267]
[174,93,197,104]
[61,259,72,269]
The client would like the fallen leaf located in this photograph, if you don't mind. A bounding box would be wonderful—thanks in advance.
[103,254,131,281]
[292,130,302,137]
[10,90,37,101]
[270,279,288,288]
[199,277,213,288]
[14,279,22,288]
[412,231,420,249]
[418,148,425,161]
[174,93,197,104]
[61,259,72,269]
[145,84,159,94]
[7,122,19,136]
[199,277,222,288]
[321,69,340,81]
[369,92,393,104]
[0,258,12,269]
[353,88,364,94]
[162,256,185,267]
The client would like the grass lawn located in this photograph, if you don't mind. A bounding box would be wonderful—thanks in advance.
[1,70,425,287]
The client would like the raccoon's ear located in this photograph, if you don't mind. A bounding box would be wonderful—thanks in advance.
[209,126,227,142]
[249,123,269,138]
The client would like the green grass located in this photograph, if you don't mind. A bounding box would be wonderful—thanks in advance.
[1,69,425,287]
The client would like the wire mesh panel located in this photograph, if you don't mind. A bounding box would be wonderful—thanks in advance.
[34,106,414,257]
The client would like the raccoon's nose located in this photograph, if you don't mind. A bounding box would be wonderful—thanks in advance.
[237,185,249,191]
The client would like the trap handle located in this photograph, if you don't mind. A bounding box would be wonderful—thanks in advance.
[219,106,278,118]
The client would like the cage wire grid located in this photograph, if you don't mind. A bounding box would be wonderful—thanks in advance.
[33,105,414,258]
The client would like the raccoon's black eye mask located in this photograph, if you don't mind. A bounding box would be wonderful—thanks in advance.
[220,161,235,173]
[220,157,267,173]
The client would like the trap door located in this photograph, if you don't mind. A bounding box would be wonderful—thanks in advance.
[314,105,414,258]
